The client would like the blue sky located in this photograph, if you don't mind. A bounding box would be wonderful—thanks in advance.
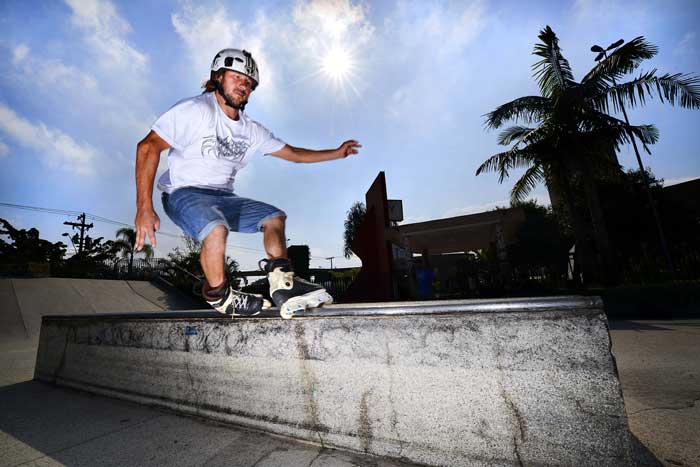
[1,0,699,270]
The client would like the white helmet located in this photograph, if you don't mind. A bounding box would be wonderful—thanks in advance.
[211,48,259,87]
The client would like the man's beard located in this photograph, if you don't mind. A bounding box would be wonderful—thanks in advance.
[224,92,248,110]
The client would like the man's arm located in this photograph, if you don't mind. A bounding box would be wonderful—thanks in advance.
[134,130,170,251]
[269,140,361,163]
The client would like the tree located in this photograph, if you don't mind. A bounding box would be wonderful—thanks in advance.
[60,232,117,277]
[168,236,241,293]
[0,218,67,272]
[476,26,700,285]
[507,200,573,285]
[343,201,366,259]
[111,227,154,275]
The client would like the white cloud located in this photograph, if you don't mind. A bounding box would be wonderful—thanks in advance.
[384,1,484,59]
[172,3,242,78]
[0,103,101,175]
[6,42,149,147]
[292,0,374,60]
[171,3,281,107]
[0,140,9,157]
[290,0,375,99]
[293,0,372,42]
[381,1,486,125]
[64,0,147,71]
[171,0,375,110]
[11,44,98,92]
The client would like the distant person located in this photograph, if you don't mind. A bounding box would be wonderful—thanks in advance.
[415,266,436,300]
[134,48,360,318]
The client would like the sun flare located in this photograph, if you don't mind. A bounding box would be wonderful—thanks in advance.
[321,46,354,83]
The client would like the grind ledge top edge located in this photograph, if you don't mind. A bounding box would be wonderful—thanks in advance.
[40,295,603,322]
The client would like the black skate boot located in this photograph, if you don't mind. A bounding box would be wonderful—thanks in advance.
[202,279,267,317]
[260,258,333,319]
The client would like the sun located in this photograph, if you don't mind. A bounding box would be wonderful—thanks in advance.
[321,45,354,84]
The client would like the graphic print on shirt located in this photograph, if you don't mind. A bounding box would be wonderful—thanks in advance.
[201,135,249,162]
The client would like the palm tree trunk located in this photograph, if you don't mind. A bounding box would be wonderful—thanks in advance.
[556,161,601,285]
[544,172,566,218]
[580,173,619,285]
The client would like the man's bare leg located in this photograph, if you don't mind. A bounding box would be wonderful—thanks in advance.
[201,225,228,288]
[261,216,287,259]
[200,224,264,315]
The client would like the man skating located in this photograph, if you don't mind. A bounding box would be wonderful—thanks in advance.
[134,48,360,318]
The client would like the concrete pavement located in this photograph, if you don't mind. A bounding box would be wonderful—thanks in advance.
[610,320,700,467]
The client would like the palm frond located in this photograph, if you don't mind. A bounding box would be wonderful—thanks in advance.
[511,164,545,203]
[140,244,154,259]
[484,96,551,129]
[599,70,700,112]
[116,227,137,246]
[476,147,536,182]
[497,126,536,146]
[110,239,132,258]
[532,26,575,97]
[582,110,659,145]
[579,119,659,158]
[581,36,657,87]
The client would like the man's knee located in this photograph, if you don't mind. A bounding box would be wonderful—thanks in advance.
[203,224,228,246]
[261,215,286,231]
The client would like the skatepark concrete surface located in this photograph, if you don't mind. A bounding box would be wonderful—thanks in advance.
[609,320,700,467]
[0,278,203,344]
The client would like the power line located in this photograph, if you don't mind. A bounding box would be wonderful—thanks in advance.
[0,202,266,253]
[0,201,341,259]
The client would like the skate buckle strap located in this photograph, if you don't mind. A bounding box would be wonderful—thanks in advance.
[269,268,295,291]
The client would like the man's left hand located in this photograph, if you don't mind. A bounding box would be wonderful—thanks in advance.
[337,140,362,158]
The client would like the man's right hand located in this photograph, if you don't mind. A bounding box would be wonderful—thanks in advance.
[135,208,160,251]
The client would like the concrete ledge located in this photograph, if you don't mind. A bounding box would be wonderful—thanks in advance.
[35,296,632,466]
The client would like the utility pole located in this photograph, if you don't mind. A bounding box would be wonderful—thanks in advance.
[63,213,93,256]
[591,40,675,279]
[325,256,335,269]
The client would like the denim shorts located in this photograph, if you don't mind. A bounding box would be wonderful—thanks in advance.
[162,187,286,242]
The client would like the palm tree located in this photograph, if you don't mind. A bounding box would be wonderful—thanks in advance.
[112,227,153,275]
[343,201,366,259]
[476,26,700,284]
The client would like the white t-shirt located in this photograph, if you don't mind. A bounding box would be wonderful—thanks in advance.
[153,92,285,193]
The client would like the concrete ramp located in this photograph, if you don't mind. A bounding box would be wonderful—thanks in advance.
[34,296,633,467]
[0,278,202,341]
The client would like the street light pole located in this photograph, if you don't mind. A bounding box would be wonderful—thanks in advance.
[591,40,675,279]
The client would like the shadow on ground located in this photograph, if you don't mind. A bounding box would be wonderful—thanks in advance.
[0,380,416,467]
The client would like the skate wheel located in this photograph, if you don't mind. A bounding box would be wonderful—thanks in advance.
[322,292,333,306]
[280,304,294,320]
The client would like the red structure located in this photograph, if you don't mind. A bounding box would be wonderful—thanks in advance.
[345,172,394,302]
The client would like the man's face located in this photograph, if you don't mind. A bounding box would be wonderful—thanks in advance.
[218,70,254,109]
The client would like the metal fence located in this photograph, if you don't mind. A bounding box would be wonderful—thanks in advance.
[620,248,700,285]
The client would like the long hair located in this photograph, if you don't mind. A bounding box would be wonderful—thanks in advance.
[202,69,225,93]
